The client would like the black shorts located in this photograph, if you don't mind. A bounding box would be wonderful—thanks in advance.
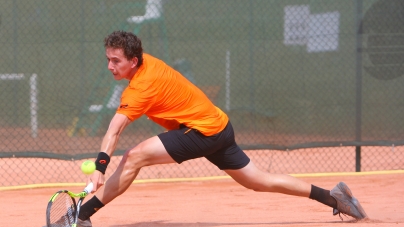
[158,121,250,170]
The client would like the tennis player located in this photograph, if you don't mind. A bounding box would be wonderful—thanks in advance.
[77,31,367,226]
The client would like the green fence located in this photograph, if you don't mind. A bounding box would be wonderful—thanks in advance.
[1,0,403,187]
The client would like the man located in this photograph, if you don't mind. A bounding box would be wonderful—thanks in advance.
[77,31,368,226]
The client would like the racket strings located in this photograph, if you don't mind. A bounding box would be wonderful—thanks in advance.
[49,192,76,226]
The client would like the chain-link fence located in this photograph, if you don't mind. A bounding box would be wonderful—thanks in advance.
[1,0,403,188]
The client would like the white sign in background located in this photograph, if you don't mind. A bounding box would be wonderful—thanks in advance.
[284,5,340,53]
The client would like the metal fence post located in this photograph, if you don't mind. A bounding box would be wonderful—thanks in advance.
[355,0,363,172]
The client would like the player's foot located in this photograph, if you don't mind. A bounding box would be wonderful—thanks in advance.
[77,218,92,227]
[330,182,368,220]
[45,214,92,227]
[46,208,74,226]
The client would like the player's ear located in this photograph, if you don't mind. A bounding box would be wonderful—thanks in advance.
[131,57,138,68]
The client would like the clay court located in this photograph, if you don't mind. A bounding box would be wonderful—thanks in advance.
[1,128,403,226]
[1,143,403,226]
[1,171,403,227]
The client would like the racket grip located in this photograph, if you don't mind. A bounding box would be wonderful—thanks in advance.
[84,182,94,194]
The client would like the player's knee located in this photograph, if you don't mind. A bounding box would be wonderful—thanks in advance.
[124,147,150,168]
[237,180,265,192]
[246,184,266,192]
[244,180,281,193]
[239,175,275,192]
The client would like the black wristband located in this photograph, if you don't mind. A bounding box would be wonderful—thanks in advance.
[95,152,110,174]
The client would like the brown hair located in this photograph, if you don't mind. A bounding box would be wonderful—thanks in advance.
[104,31,143,67]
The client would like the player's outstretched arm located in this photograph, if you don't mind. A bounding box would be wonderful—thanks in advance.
[100,113,132,157]
[88,113,132,192]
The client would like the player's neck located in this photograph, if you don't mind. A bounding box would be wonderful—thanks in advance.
[127,67,139,81]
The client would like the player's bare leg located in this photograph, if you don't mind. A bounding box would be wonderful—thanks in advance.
[79,136,175,222]
[225,161,311,197]
[226,160,367,220]
[96,136,176,204]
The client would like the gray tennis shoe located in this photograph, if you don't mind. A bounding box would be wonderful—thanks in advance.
[330,182,368,220]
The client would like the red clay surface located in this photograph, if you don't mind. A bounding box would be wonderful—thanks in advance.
[1,127,403,226]
[1,173,403,227]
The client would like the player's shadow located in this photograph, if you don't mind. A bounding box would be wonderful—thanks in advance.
[110,220,350,227]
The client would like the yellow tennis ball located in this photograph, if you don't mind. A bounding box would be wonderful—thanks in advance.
[81,160,96,175]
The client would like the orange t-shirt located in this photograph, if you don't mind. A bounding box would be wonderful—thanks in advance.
[116,53,229,136]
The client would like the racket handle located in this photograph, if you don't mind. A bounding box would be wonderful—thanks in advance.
[84,182,94,194]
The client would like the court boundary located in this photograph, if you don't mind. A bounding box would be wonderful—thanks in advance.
[1,169,403,191]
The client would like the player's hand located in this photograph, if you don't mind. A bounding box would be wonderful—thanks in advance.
[87,170,105,193]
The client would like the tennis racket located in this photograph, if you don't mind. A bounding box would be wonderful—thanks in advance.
[46,182,93,227]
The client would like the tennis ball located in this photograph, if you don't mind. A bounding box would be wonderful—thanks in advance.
[81,160,96,175]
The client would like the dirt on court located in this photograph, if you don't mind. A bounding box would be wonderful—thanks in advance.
[1,173,403,227]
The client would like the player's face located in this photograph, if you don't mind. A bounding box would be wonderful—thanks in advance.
[105,47,138,81]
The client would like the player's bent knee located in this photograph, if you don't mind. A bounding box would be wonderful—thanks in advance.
[124,147,151,168]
